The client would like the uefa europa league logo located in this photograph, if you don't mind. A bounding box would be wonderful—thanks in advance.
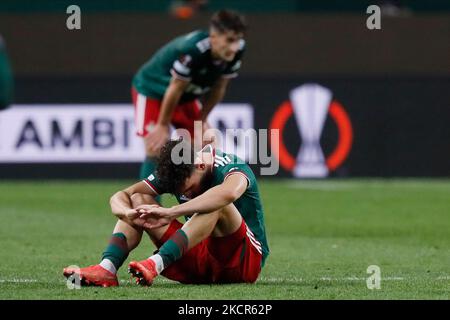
[270,83,352,178]
[290,84,332,178]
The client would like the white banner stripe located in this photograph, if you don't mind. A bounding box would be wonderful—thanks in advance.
[0,103,254,163]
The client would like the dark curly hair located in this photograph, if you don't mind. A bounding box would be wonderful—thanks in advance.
[156,139,195,195]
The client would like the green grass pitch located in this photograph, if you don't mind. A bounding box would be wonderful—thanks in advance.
[0,179,448,299]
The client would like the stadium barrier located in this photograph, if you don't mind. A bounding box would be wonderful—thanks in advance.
[0,76,449,179]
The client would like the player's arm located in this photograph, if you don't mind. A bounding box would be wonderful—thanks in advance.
[109,181,159,219]
[172,173,247,216]
[147,77,190,153]
[200,77,230,121]
[157,77,190,126]
[140,174,248,223]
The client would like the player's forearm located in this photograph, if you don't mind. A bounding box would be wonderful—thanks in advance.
[110,191,133,218]
[158,80,186,126]
[171,185,237,217]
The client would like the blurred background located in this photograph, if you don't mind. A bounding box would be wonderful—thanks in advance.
[0,0,449,179]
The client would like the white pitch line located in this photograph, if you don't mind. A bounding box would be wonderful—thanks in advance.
[119,278,175,284]
[0,278,38,283]
[285,183,358,191]
[259,277,303,283]
[1,275,448,285]
[257,276,450,283]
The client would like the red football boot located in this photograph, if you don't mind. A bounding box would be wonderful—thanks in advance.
[128,259,158,286]
[63,265,118,287]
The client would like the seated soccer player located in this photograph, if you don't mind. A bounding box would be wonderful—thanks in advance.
[63,139,269,286]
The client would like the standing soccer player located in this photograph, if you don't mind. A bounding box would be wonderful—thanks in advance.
[132,10,247,186]
[0,35,13,111]
[63,140,269,286]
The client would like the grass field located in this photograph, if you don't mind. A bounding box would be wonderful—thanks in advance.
[0,179,449,299]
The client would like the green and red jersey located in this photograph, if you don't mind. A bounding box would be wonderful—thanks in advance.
[132,30,244,103]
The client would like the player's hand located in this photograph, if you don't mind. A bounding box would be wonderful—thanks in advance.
[124,208,140,220]
[123,208,151,228]
[146,124,170,154]
[137,205,174,229]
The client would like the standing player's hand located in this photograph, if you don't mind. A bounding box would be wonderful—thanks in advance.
[146,124,170,154]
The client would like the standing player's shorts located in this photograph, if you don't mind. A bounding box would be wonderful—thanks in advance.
[131,87,202,138]
[153,218,263,284]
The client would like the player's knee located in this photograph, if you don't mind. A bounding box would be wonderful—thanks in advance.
[211,204,242,238]
[216,204,238,222]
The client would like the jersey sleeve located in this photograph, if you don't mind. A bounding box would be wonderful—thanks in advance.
[221,39,245,79]
[170,36,205,81]
[213,154,253,190]
[223,165,252,189]
[142,173,166,195]
[171,53,196,81]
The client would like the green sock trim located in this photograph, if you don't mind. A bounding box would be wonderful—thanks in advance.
[158,229,189,268]
[101,232,129,270]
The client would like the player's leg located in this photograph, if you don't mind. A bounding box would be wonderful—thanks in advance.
[62,193,164,287]
[177,204,262,284]
[128,203,243,285]
[155,204,242,271]
[183,203,242,247]
[99,193,154,274]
